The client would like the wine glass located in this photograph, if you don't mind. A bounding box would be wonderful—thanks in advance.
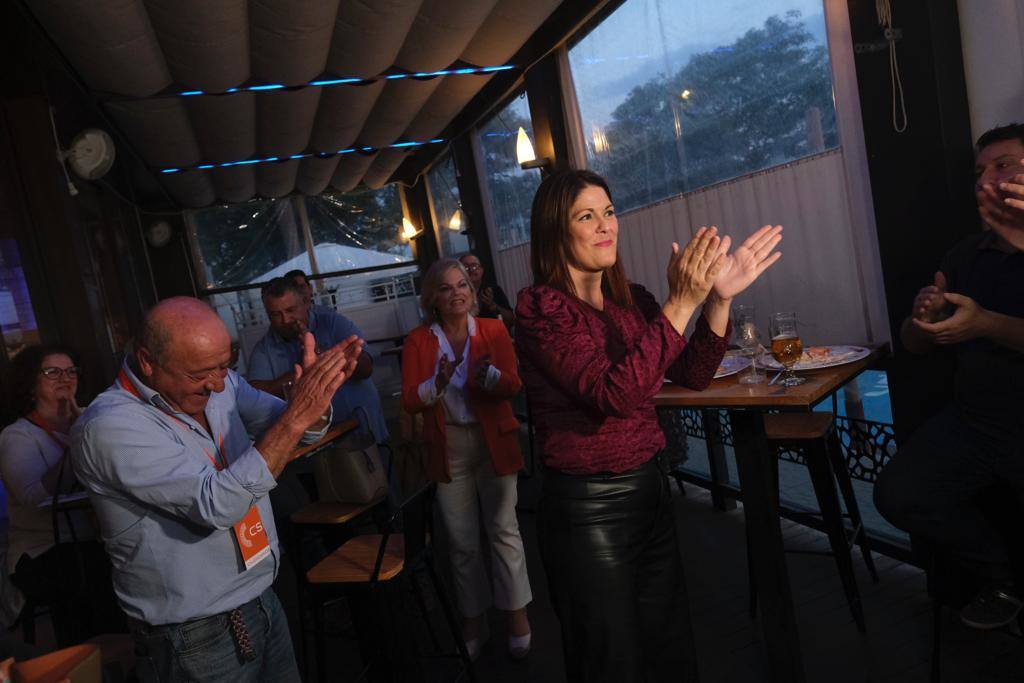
[769,312,806,387]
[733,305,764,385]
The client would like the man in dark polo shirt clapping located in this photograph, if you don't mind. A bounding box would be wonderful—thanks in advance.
[875,123,1024,630]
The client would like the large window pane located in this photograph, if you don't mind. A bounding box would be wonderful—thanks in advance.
[303,187,412,272]
[190,200,305,289]
[570,1,838,213]
[427,154,470,257]
[478,93,542,250]
[189,186,412,290]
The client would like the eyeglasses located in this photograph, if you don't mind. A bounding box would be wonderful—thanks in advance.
[40,366,80,380]
[463,264,482,273]
[178,365,230,383]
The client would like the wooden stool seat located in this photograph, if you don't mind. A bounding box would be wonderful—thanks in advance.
[763,412,834,441]
[307,534,405,584]
[290,499,381,526]
[12,643,101,683]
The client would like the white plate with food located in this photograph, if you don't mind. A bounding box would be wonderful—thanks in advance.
[761,345,871,371]
[714,352,752,379]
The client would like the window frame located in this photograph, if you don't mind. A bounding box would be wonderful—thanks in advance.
[472,87,541,254]
[184,191,416,295]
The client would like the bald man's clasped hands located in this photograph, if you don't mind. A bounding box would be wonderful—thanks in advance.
[256,330,362,476]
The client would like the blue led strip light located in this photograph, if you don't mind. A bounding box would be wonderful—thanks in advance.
[175,64,515,97]
[159,139,446,174]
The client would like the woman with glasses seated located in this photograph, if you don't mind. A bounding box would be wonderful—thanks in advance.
[0,345,124,646]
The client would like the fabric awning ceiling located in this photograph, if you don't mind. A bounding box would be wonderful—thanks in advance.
[26,0,562,207]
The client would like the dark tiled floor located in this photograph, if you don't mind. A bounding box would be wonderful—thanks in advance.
[9,463,1024,681]
[296,466,1024,682]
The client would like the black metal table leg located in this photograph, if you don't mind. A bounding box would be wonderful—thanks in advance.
[729,409,806,683]
[701,409,737,511]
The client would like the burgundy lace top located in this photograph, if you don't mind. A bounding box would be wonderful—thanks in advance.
[515,284,729,475]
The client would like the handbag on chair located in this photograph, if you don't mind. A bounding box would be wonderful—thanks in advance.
[313,407,389,504]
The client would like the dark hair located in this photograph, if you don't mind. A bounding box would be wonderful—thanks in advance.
[529,169,632,307]
[261,276,305,300]
[284,269,309,283]
[1,344,79,426]
[976,123,1024,152]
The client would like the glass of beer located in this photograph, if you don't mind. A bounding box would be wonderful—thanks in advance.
[769,312,806,387]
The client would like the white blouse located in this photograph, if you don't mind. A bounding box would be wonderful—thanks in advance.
[417,315,501,425]
[0,418,93,573]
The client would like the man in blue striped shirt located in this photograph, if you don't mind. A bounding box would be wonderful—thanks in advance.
[72,297,361,683]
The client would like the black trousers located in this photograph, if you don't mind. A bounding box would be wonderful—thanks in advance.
[538,455,698,683]
[11,540,126,647]
[874,407,1024,581]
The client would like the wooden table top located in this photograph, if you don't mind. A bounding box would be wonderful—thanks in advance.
[654,344,888,411]
[291,418,359,459]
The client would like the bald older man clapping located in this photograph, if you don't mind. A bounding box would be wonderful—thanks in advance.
[71,297,361,683]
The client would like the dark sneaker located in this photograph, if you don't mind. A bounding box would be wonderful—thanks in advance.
[960,585,1024,630]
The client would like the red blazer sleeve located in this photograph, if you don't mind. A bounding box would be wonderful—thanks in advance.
[470,318,521,401]
[400,327,435,414]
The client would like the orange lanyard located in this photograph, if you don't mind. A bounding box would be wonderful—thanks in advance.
[26,411,68,452]
[117,369,227,471]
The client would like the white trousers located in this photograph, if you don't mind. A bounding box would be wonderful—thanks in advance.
[435,424,532,619]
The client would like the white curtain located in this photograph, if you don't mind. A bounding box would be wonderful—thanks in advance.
[957,0,1024,140]
[615,149,882,345]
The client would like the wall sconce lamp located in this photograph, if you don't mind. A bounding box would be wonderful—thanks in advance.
[401,217,422,241]
[448,208,463,231]
[516,127,549,170]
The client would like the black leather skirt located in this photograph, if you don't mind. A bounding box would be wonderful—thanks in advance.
[538,454,699,682]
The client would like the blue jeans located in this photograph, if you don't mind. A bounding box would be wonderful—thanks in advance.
[130,588,300,683]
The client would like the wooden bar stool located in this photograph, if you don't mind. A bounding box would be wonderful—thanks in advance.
[289,498,385,679]
[305,483,474,682]
[747,411,878,633]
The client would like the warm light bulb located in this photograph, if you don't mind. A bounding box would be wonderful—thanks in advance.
[401,217,419,240]
[448,209,463,231]
[680,89,692,100]
[516,127,536,165]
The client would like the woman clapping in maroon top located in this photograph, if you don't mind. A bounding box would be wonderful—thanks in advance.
[516,169,781,682]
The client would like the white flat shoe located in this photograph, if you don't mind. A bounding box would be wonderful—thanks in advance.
[463,621,490,661]
[508,632,531,660]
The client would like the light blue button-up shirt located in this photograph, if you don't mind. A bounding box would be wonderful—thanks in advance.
[71,362,319,626]
[248,307,389,442]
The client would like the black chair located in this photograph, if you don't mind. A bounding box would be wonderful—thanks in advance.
[305,481,475,682]
[289,496,386,678]
[513,391,537,481]
[748,412,878,633]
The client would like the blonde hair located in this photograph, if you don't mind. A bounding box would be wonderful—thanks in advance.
[419,258,477,324]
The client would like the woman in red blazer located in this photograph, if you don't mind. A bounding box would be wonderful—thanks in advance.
[401,258,532,660]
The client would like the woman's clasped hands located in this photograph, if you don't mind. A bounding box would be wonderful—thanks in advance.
[662,224,783,332]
